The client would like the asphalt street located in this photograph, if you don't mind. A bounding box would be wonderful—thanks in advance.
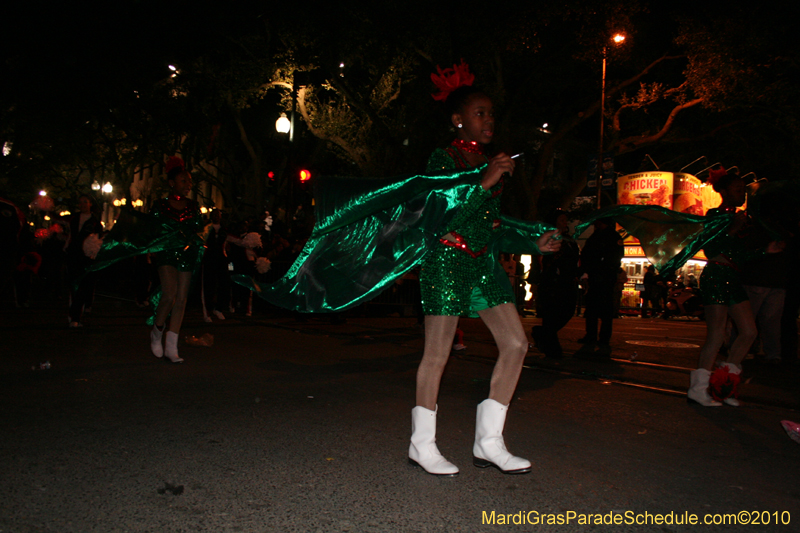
[1,297,799,532]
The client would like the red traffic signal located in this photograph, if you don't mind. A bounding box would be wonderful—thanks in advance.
[299,169,312,182]
[268,171,275,180]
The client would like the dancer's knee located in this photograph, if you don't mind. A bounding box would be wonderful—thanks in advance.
[506,332,530,358]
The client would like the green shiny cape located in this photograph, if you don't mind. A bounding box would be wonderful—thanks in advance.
[88,208,206,270]
[575,205,733,274]
[235,167,555,313]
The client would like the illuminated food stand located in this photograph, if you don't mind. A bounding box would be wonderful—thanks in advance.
[616,171,723,311]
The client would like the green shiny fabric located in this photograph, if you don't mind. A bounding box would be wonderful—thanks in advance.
[87,206,206,324]
[575,205,733,275]
[89,207,205,272]
[235,167,555,313]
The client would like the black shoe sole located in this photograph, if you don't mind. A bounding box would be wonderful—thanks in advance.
[408,458,458,477]
[473,457,531,474]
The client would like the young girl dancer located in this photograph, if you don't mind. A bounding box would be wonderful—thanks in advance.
[688,170,783,406]
[409,67,560,476]
[148,158,204,363]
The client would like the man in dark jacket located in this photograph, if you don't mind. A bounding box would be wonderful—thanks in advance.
[575,218,625,358]
[531,210,579,359]
[201,209,231,321]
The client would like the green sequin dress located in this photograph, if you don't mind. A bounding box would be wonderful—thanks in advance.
[419,147,511,316]
[150,198,204,272]
[699,208,765,306]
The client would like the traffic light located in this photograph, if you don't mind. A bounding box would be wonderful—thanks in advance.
[299,169,312,183]
[268,171,275,181]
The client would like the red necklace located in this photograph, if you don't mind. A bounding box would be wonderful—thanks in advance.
[451,139,485,155]
[168,193,186,202]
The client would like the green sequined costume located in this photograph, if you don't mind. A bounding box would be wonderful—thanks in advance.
[699,208,765,306]
[88,200,206,274]
[420,148,511,316]
[84,198,207,325]
[149,198,205,272]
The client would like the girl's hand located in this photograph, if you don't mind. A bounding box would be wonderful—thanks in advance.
[537,230,561,253]
[481,153,514,190]
[767,240,785,254]
[728,211,748,235]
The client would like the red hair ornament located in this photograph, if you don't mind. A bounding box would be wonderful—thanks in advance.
[707,166,727,186]
[431,59,475,101]
[165,156,185,175]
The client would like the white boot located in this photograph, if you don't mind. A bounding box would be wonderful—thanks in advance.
[687,368,721,406]
[473,399,531,474]
[164,331,184,363]
[408,405,459,476]
[720,362,741,407]
[150,325,164,358]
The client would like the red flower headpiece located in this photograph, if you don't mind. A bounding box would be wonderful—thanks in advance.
[431,59,475,101]
[707,166,727,186]
[165,156,185,175]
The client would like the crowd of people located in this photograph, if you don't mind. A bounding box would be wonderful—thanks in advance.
[0,184,312,336]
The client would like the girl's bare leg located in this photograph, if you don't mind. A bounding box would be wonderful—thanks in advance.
[154,266,178,328]
[415,315,460,410]
[473,302,532,473]
[168,271,193,334]
[699,302,756,370]
[698,304,729,370]
[725,300,757,367]
[477,302,529,406]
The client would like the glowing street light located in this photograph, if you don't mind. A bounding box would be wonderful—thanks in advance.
[91,181,101,191]
[597,32,627,208]
[102,182,113,194]
[275,113,291,134]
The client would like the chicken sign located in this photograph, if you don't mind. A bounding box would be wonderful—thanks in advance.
[617,172,721,215]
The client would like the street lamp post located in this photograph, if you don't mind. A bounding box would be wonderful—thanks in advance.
[276,74,299,214]
[597,33,626,209]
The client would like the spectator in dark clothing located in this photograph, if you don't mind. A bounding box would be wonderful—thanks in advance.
[531,210,579,359]
[575,217,624,358]
[780,228,800,367]
[201,209,231,322]
[66,194,103,327]
[614,267,628,318]
[226,221,258,316]
[39,221,68,300]
[0,197,24,304]
[14,226,36,307]
[738,251,788,363]
[641,264,661,318]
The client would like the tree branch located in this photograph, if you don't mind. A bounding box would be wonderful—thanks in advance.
[527,54,685,214]
[327,75,398,144]
[614,98,704,154]
[296,87,368,169]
